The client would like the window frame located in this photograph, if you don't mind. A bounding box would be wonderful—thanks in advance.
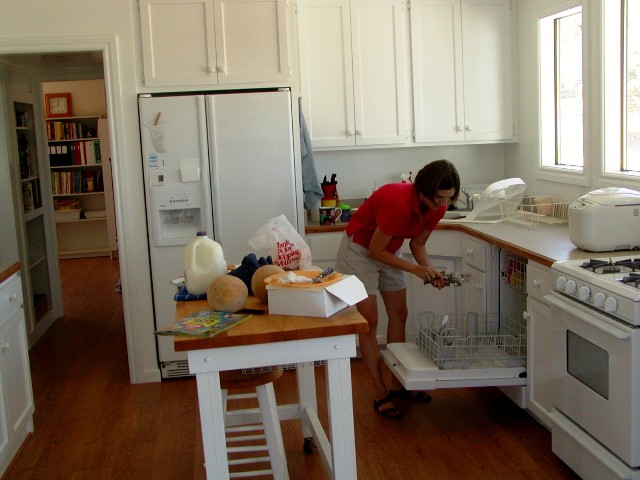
[537,2,588,186]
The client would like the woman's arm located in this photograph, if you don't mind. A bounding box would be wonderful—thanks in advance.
[368,227,441,284]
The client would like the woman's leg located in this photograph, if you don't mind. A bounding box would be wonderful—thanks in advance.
[380,289,408,391]
[356,294,388,401]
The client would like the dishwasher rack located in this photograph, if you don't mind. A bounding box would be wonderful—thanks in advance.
[416,312,527,370]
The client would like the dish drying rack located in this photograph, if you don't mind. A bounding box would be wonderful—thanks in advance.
[415,312,527,370]
[499,196,570,226]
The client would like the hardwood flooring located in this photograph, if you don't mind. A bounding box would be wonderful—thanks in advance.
[3,257,580,480]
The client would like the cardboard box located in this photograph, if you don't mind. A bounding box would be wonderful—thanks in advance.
[267,275,368,317]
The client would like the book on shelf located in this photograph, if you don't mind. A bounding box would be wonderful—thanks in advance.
[154,310,252,338]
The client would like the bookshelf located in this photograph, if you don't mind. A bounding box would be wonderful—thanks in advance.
[46,116,117,258]
[13,101,56,334]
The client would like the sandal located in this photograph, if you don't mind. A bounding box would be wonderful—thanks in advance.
[389,387,432,403]
[373,395,403,419]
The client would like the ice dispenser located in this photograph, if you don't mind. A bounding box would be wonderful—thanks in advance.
[148,183,206,246]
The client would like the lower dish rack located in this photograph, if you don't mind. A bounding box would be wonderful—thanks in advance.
[416,312,527,370]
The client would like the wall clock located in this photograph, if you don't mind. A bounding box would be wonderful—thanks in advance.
[45,93,73,118]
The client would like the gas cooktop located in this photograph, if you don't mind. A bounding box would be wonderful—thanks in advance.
[551,256,640,325]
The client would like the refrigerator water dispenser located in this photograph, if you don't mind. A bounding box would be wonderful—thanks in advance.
[149,184,206,246]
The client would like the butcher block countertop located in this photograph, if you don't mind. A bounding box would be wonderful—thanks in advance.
[173,296,369,352]
[306,220,636,268]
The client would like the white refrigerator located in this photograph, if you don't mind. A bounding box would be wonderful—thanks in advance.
[138,89,300,378]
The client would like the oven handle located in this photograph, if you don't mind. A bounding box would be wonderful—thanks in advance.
[545,294,631,340]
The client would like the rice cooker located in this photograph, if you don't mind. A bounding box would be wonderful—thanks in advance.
[568,187,640,252]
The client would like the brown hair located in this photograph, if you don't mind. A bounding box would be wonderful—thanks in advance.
[413,159,460,202]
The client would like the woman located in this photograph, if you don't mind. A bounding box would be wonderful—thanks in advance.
[334,159,460,418]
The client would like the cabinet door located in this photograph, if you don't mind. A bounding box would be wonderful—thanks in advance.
[351,0,407,146]
[462,264,486,314]
[140,0,218,86]
[0,307,34,475]
[298,0,355,147]
[410,0,465,142]
[406,256,457,343]
[298,0,407,147]
[460,0,513,141]
[526,296,552,428]
[214,0,290,84]
[411,0,514,143]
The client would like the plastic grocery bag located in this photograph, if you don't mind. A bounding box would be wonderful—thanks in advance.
[248,214,312,270]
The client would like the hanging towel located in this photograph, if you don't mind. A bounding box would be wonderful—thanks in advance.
[299,98,324,210]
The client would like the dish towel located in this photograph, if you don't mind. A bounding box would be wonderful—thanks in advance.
[299,97,324,210]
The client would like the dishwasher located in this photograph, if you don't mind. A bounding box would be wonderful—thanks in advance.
[381,248,528,401]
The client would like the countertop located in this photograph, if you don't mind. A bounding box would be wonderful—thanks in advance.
[305,219,636,268]
[0,262,21,285]
[173,296,369,352]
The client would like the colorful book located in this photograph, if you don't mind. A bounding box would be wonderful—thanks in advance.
[154,310,252,338]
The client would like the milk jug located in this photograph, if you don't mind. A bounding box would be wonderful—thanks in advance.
[184,231,227,295]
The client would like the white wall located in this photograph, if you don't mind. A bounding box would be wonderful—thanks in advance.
[314,144,506,200]
[0,0,160,383]
[42,80,107,118]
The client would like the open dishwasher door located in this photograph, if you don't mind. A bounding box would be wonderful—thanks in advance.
[381,312,527,391]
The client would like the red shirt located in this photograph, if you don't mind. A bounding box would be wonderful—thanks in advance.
[346,183,446,253]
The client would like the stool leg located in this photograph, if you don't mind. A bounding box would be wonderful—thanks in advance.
[256,383,289,480]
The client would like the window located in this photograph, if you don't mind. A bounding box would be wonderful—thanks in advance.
[624,0,640,172]
[539,6,583,171]
[604,0,640,178]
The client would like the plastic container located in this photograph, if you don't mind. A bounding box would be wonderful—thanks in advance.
[184,231,227,295]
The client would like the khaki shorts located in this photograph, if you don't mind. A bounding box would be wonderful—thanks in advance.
[334,233,406,296]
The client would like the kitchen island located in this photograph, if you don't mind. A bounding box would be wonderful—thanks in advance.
[174,298,368,480]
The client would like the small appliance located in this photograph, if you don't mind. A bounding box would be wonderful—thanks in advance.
[568,187,640,251]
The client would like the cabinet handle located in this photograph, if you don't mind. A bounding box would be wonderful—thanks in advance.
[9,292,17,302]
[466,248,473,255]
[218,65,227,74]
[347,130,355,136]
[208,65,216,74]
[1,341,9,353]
[533,279,540,288]
[523,311,530,320]
[356,129,363,136]
[455,125,463,132]
[465,125,472,131]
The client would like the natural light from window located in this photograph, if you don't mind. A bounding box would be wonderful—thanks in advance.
[539,6,583,171]
[625,0,640,172]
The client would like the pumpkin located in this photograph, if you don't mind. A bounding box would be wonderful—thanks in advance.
[207,275,248,313]
[251,265,285,303]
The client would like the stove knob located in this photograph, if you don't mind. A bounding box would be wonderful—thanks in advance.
[594,292,606,308]
[604,296,618,313]
[565,279,577,295]
[555,276,567,290]
[578,286,591,301]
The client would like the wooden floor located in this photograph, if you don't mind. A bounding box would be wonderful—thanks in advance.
[3,257,581,480]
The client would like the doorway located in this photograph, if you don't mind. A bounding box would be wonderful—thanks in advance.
[1,52,124,348]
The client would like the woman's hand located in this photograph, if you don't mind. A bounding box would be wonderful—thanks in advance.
[413,265,443,285]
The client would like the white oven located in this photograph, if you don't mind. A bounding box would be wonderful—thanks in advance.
[546,256,640,480]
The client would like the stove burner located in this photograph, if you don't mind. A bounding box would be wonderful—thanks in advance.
[613,258,640,272]
[581,258,622,274]
[620,273,640,288]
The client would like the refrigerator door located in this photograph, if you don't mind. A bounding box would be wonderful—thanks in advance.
[139,95,213,375]
[206,90,299,265]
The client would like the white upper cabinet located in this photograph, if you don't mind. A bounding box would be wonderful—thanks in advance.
[298,0,407,147]
[411,0,514,143]
[140,0,290,87]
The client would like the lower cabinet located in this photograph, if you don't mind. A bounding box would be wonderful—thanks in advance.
[525,261,553,428]
[0,271,35,477]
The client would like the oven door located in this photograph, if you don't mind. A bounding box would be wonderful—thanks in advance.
[546,292,640,467]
